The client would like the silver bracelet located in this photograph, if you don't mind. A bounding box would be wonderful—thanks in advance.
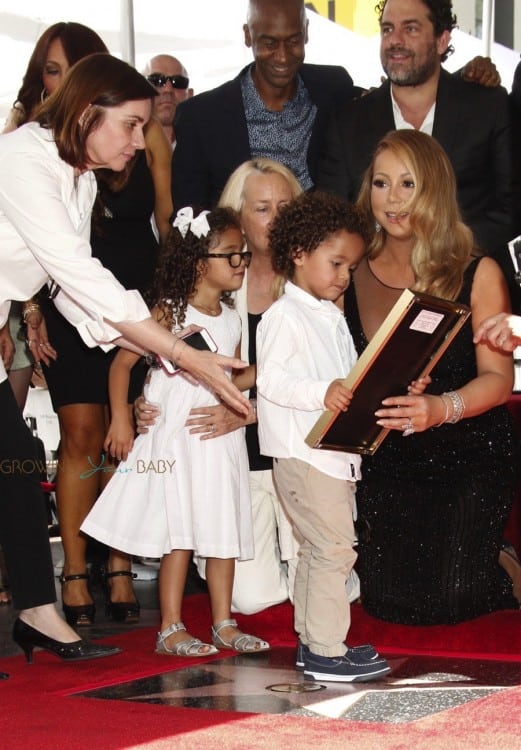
[170,337,184,367]
[443,390,465,423]
[434,394,450,427]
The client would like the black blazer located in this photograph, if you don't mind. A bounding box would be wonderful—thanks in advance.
[317,69,514,262]
[511,58,521,237]
[172,63,357,209]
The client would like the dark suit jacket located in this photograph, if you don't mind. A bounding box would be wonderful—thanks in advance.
[317,70,514,264]
[511,58,521,237]
[172,63,357,209]
[512,57,521,111]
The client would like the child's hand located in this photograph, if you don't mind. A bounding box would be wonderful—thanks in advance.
[324,379,353,412]
[407,374,431,395]
[104,419,135,462]
[134,395,161,434]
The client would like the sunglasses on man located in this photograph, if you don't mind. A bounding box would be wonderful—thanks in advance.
[147,73,189,90]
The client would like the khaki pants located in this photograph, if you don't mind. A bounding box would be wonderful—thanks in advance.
[273,457,357,657]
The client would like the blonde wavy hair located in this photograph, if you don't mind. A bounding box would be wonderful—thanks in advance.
[218,158,303,300]
[357,129,474,301]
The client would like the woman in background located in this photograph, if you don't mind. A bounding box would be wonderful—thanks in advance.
[41,117,171,627]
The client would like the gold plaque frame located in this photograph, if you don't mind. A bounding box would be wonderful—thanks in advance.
[306,289,470,455]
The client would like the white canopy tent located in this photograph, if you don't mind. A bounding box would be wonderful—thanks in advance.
[0,0,518,124]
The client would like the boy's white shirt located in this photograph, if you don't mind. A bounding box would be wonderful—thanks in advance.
[256,280,362,481]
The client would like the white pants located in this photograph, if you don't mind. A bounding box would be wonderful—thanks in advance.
[196,469,299,614]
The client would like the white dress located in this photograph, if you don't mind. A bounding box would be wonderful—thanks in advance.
[81,304,253,560]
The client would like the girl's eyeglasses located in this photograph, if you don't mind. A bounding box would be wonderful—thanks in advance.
[202,251,252,268]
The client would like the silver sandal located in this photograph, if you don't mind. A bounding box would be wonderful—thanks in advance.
[211,618,270,653]
[155,622,219,657]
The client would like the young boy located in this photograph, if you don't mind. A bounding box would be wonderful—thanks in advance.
[256,191,390,682]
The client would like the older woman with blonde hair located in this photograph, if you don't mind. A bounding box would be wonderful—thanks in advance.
[218,158,302,360]
[342,128,520,625]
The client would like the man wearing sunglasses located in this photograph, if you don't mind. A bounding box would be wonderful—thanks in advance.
[143,55,193,147]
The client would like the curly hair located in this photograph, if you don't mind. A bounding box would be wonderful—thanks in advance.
[268,192,371,279]
[375,0,457,61]
[145,207,242,329]
[356,129,473,301]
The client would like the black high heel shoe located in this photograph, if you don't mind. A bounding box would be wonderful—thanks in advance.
[59,573,95,627]
[104,570,140,623]
[12,618,121,663]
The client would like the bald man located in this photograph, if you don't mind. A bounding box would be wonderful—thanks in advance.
[172,0,358,208]
[143,54,193,146]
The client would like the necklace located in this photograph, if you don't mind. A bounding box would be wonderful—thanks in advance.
[367,258,410,291]
[191,301,221,316]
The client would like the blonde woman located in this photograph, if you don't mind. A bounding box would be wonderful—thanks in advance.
[343,129,520,625]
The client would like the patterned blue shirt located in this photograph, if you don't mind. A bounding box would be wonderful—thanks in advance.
[240,66,317,190]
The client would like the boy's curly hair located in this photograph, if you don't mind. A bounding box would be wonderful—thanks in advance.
[145,206,241,330]
[269,191,371,278]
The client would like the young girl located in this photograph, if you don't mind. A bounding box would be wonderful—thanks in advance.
[81,206,269,656]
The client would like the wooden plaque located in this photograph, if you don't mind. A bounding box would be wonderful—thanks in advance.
[305,289,470,455]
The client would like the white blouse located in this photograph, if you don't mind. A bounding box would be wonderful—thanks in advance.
[0,123,150,382]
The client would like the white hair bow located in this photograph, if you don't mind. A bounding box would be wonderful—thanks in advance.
[172,207,211,238]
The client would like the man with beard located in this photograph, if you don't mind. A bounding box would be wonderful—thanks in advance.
[317,0,516,306]
[143,54,193,147]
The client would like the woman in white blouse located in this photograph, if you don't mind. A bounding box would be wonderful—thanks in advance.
[0,53,247,670]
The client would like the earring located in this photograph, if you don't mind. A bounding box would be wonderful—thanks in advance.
[375,221,382,233]
[40,88,48,104]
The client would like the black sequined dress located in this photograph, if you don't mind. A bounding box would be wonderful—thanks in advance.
[344,257,520,624]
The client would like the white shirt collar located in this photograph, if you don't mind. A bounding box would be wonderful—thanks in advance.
[390,86,435,135]
[284,280,341,315]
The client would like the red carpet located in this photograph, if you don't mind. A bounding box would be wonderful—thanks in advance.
[1,594,521,749]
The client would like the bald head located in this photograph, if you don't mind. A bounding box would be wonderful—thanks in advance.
[246,0,306,26]
[244,0,308,104]
[143,54,192,143]
[143,54,188,79]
